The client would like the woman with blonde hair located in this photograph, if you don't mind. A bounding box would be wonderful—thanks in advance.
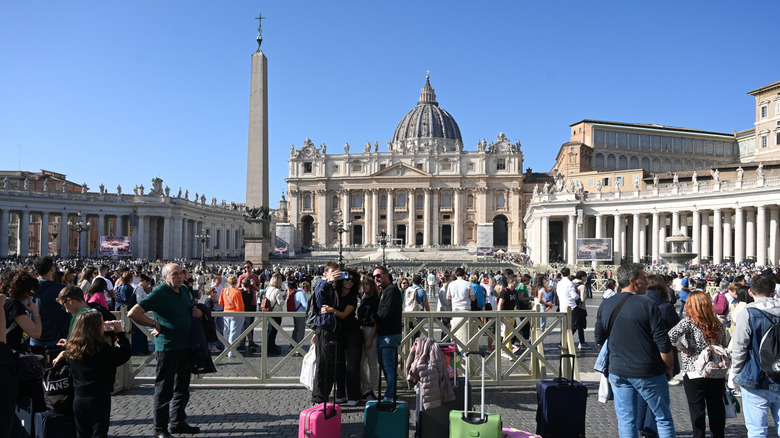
[668,291,729,438]
[263,273,286,355]
[66,309,130,437]
[218,276,244,357]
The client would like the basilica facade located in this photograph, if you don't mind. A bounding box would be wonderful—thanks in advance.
[285,77,528,253]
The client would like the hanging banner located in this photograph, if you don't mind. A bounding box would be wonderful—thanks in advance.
[576,238,612,261]
[99,236,132,256]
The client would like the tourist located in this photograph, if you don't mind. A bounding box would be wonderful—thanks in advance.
[219,276,244,357]
[372,265,403,401]
[446,267,475,353]
[557,267,590,350]
[114,271,136,310]
[291,281,309,347]
[438,272,453,339]
[238,261,261,351]
[238,278,256,352]
[77,267,98,296]
[311,261,340,404]
[669,291,729,438]
[31,256,68,349]
[534,274,554,332]
[358,277,379,401]
[64,310,131,438]
[86,277,110,311]
[322,270,362,406]
[602,278,617,300]
[128,263,203,438]
[263,274,286,355]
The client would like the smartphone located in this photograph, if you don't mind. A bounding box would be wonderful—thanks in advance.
[340,272,349,279]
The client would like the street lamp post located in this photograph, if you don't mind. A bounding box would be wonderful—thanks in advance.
[51,222,60,257]
[329,218,351,268]
[195,231,211,263]
[67,211,91,258]
[376,229,392,267]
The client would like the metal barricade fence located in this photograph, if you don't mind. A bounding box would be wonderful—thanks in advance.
[113,307,578,390]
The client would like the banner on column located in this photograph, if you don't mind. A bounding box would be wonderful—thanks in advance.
[576,238,612,261]
[99,236,132,256]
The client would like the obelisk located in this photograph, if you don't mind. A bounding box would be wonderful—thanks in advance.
[244,13,270,265]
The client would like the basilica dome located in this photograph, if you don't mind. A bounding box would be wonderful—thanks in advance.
[391,76,462,152]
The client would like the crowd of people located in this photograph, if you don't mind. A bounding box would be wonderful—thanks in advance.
[4,253,780,437]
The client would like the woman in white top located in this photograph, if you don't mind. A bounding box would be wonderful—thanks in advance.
[263,274,286,355]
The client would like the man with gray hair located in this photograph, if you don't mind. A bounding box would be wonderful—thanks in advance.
[129,263,203,438]
[594,263,675,438]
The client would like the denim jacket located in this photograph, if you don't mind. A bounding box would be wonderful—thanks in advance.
[732,297,780,390]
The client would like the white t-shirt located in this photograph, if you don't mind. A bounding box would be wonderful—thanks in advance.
[96,275,114,291]
[672,278,683,292]
[447,278,474,311]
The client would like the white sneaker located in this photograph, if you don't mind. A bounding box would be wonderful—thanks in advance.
[578,343,593,350]
[501,352,514,360]
[345,400,359,407]
[335,396,348,404]
[668,379,680,386]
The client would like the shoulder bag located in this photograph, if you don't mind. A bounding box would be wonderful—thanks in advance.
[594,293,632,375]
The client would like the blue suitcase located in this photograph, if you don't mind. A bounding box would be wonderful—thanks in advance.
[535,354,587,438]
[364,345,409,438]
[34,411,76,438]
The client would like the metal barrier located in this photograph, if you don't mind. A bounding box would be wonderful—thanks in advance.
[114,307,578,390]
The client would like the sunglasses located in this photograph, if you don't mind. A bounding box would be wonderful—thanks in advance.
[373,274,383,279]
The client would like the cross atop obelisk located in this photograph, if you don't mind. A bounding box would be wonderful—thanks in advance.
[255,12,265,49]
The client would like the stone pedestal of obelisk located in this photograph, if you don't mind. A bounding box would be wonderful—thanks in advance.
[244,32,270,266]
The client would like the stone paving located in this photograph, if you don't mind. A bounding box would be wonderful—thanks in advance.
[108,293,778,437]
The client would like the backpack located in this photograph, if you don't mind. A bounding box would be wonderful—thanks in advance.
[755,309,780,384]
[305,285,321,329]
[259,288,274,312]
[712,292,729,316]
[286,290,297,312]
[404,285,423,312]
[693,344,731,379]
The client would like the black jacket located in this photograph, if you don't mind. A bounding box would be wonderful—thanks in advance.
[375,283,402,336]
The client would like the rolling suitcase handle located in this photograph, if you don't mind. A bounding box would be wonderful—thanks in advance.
[462,350,488,424]
[377,345,399,411]
[556,353,576,385]
[322,340,339,420]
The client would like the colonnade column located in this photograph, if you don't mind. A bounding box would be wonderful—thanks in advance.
[734,207,744,263]
[723,211,733,262]
[40,212,49,256]
[20,210,30,257]
[639,215,647,263]
[541,216,550,265]
[386,189,394,241]
[632,213,640,263]
[593,214,603,268]
[60,213,69,257]
[408,189,416,247]
[613,213,622,263]
[770,208,779,266]
[423,188,431,246]
[651,212,660,263]
[452,188,460,246]
[658,214,667,259]
[0,210,9,257]
[713,209,722,264]
[746,210,756,262]
[700,211,709,262]
[135,214,145,259]
[692,210,701,265]
[757,206,767,267]
[317,189,327,247]
[567,214,576,264]
[371,189,379,244]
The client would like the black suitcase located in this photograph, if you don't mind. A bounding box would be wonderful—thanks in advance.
[34,411,76,438]
[536,354,587,438]
[415,343,474,438]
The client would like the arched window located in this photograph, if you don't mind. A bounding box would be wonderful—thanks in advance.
[630,156,639,169]
[641,157,650,171]
[663,158,672,172]
[417,195,423,209]
[652,157,661,173]
[442,193,452,207]
[607,154,616,170]
[353,194,362,208]
[618,155,628,170]
[304,195,312,209]
[397,193,406,208]
[595,153,604,169]
[496,193,506,208]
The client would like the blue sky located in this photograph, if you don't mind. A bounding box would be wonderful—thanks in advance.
[2,1,778,206]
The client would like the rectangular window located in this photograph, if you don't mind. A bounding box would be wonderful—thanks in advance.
[616,176,623,186]
[442,193,452,207]
[442,162,452,171]
[215,230,221,249]
[762,135,768,148]
[588,178,594,188]
[303,162,312,173]
[443,215,451,220]
[416,215,423,220]
[570,155,576,163]
[776,101,780,115]
[331,165,339,174]
[497,159,506,170]
[629,133,640,148]
[467,163,475,171]
[594,129,605,145]
[640,135,651,150]
[761,106,768,118]
[776,132,780,146]
[352,163,362,172]
[379,164,386,170]
[617,132,628,147]
[606,131,617,146]
[416,163,423,170]
[602,177,610,187]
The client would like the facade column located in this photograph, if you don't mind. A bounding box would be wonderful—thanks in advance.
[680,213,688,251]
[408,189,416,247]
[672,211,680,235]
[632,213,640,263]
[734,207,744,263]
[700,211,709,262]
[613,213,622,264]
[513,188,523,249]
[20,210,30,257]
[541,216,550,264]
[0,210,9,257]
[135,214,146,259]
[692,210,701,265]
[423,188,431,246]
[431,190,439,245]
[363,190,370,246]
[341,190,351,246]
[723,211,733,262]
[639,215,647,262]
[770,208,779,266]
[477,187,488,223]
[452,188,460,246]
[595,214,603,239]
[386,189,394,241]
[371,189,379,244]
[746,209,756,262]
[316,189,327,247]
[40,211,49,256]
[651,212,660,264]
[97,214,106,241]
[757,206,767,267]
[713,209,722,264]
[567,214,576,264]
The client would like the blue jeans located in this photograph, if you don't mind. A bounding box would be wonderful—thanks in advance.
[678,300,686,317]
[609,373,675,438]
[376,334,401,400]
[741,386,780,438]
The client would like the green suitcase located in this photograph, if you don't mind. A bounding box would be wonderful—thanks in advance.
[448,351,501,437]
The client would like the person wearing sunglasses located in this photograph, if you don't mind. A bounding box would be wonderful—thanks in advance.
[322,270,362,406]
[371,265,403,401]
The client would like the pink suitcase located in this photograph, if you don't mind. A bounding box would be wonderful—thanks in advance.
[299,401,342,437]
[501,428,541,438]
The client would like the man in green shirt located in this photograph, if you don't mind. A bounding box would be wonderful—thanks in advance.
[58,285,115,339]
[129,263,202,438]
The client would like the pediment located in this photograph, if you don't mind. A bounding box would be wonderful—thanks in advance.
[371,162,431,177]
